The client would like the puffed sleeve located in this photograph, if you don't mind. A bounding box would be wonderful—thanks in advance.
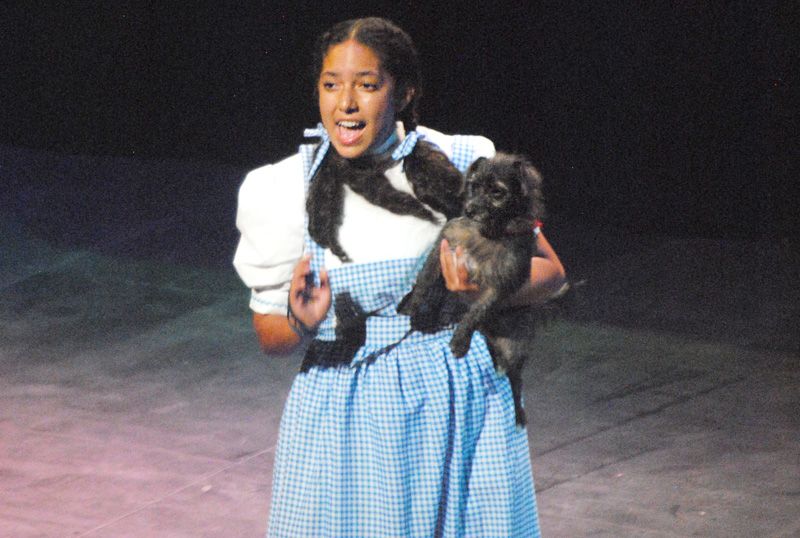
[232,153,305,314]
[415,126,496,172]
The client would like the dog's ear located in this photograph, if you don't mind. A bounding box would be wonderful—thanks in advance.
[513,158,543,197]
[512,159,531,198]
[466,156,487,178]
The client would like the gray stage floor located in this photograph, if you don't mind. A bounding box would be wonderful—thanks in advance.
[1,205,798,536]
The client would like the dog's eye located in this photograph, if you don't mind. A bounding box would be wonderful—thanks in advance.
[489,186,506,200]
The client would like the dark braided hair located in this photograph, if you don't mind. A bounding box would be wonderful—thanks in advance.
[307,18,464,261]
[307,141,464,262]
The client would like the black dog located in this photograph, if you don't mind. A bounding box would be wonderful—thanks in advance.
[399,152,547,426]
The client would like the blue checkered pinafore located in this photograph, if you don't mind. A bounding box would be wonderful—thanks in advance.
[266,127,541,538]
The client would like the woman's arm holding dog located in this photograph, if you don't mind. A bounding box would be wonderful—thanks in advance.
[515,231,567,305]
[440,232,566,305]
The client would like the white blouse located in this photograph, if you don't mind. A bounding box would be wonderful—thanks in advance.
[233,126,495,315]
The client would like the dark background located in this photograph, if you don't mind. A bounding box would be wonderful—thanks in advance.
[1,2,796,241]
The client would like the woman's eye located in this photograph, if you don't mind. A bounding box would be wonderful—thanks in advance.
[360,81,380,91]
[321,81,337,90]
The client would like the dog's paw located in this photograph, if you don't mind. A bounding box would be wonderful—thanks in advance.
[514,405,528,428]
[450,333,472,357]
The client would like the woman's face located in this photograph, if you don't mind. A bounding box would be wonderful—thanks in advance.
[318,39,399,159]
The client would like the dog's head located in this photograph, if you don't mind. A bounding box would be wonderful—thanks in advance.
[463,153,544,237]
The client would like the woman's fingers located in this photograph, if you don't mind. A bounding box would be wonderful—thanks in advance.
[439,239,462,289]
[454,246,472,287]
[440,239,478,292]
[289,255,331,329]
[291,255,312,301]
[439,239,454,286]
[318,268,330,293]
[312,269,332,315]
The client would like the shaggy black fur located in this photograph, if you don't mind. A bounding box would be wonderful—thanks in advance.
[399,153,547,426]
[306,141,464,262]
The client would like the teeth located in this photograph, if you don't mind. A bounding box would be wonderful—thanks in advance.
[337,120,365,129]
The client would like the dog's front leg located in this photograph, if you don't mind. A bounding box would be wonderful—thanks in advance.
[450,288,499,357]
[399,247,447,332]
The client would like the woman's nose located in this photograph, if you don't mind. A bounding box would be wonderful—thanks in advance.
[337,87,357,113]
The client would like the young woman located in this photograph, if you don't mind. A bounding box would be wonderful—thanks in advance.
[234,17,565,537]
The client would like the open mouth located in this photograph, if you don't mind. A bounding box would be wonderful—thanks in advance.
[337,120,366,130]
[335,120,366,146]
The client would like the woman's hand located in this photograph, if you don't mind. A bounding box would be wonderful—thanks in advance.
[251,255,331,355]
[439,239,479,295]
[288,254,331,331]
[439,232,567,306]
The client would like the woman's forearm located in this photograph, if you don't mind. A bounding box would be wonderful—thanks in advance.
[510,257,568,305]
[253,313,302,354]
[510,232,567,305]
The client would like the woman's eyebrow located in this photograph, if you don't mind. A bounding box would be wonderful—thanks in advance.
[320,70,381,78]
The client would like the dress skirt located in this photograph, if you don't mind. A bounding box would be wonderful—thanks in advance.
[266,261,541,538]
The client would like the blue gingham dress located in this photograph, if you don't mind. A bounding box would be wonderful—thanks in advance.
[267,127,541,538]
